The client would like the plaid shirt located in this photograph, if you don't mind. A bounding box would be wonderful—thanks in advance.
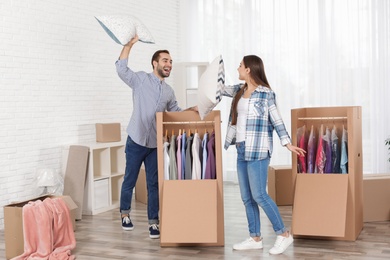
[223,84,291,161]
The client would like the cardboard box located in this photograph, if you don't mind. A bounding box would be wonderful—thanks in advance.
[4,195,78,260]
[135,165,147,204]
[268,165,293,206]
[363,174,390,222]
[95,123,121,142]
[156,111,225,247]
[291,106,363,241]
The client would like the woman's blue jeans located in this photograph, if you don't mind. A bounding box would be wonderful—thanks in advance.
[120,136,159,224]
[236,141,286,237]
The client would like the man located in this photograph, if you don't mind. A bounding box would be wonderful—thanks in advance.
[116,35,190,238]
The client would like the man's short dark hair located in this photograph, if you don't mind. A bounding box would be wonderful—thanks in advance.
[151,50,170,69]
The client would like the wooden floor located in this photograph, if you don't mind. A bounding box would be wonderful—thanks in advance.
[1,182,389,259]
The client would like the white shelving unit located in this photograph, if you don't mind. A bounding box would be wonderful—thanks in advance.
[81,141,125,215]
[172,62,209,107]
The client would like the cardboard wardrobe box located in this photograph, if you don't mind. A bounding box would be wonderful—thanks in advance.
[156,111,225,247]
[4,195,78,260]
[363,174,390,222]
[95,123,121,142]
[135,164,147,204]
[291,106,363,241]
[268,165,293,206]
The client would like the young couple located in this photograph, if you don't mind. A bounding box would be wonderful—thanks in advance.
[115,35,305,255]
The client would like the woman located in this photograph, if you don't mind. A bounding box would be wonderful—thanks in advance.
[222,55,306,255]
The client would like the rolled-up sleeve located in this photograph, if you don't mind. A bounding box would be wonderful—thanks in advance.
[115,58,142,90]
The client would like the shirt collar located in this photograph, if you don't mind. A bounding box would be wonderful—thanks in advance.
[150,72,164,85]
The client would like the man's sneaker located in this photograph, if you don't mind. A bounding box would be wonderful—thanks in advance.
[233,237,263,250]
[269,232,294,255]
[149,224,160,239]
[121,215,134,231]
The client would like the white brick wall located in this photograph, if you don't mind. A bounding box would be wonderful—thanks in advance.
[0,0,181,230]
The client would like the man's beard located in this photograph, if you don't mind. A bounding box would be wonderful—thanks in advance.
[157,66,170,78]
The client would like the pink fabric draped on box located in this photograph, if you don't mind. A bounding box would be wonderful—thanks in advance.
[12,197,76,260]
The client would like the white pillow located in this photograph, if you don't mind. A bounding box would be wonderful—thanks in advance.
[197,55,225,120]
[95,15,155,45]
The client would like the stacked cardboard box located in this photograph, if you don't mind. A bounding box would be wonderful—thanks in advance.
[268,165,293,206]
[363,174,390,222]
[95,123,121,142]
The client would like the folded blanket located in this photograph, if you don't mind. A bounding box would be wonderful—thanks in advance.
[12,197,76,260]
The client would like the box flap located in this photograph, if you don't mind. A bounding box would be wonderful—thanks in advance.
[58,195,78,210]
[6,194,78,211]
[161,180,218,244]
[269,165,292,170]
[292,174,349,237]
[363,174,390,180]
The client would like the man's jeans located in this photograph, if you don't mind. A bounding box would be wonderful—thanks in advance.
[120,136,159,224]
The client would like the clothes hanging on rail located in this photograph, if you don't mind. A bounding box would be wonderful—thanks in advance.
[202,132,209,179]
[315,124,325,173]
[191,133,202,180]
[297,125,307,173]
[185,133,194,180]
[169,134,178,180]
[162,130,216,180]
[297,123,348,174]
[176,134,182,180]
[331,125,341,173]
[340,126,349,174]
[181,133,187,179]
[163,142,170,180]
[323,126,332,173]
[307,125,317,173]
[205,131,216,179]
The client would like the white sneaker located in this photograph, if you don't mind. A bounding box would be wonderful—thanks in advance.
[233,237,263,250]
[269,233,294,255]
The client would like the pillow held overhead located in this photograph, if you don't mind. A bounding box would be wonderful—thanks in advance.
[95,14,155,45]
[197,55,225,120]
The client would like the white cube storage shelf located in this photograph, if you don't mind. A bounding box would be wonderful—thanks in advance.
[81,141,126,215]
[93,178,110,210]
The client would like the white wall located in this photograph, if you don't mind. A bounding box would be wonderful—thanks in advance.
[0,0,181,230]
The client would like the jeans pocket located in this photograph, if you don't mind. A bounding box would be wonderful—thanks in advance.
[236,142,245,161]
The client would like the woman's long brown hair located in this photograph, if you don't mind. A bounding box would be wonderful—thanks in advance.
[231,55,271,125]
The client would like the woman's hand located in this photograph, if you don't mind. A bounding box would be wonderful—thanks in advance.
[286,144,306,157]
